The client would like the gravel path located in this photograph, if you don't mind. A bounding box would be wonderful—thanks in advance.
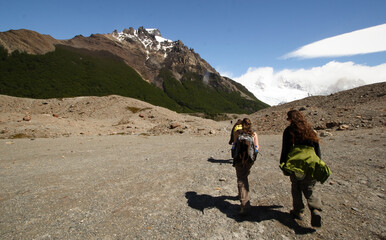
[1,128,385,239]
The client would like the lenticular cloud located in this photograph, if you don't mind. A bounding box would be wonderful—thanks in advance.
[234,61,386,106]
[283,23,386,59]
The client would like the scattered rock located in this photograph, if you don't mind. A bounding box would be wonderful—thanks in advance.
[53,114,59,118]
[338,124,350,131]
[23,116,31,121]
[314,125,326,130]
[170,123,180,129]
[320,131,333,137]
[351,207,360,212]
[139,114,144,118]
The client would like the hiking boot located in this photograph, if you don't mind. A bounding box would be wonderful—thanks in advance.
[239,205,251,216]
[311,209,322,227]
[290,209,304,220]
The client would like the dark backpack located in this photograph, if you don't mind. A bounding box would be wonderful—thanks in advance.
[233,132,257,165]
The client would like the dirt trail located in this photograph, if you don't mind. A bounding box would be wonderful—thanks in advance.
[1,128,385,239]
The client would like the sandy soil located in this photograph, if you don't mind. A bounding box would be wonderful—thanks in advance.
[0,95,229,139]
[1,127,385,239]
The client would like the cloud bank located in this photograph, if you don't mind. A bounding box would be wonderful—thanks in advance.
[233,61,386,106]
[283,23,386,59]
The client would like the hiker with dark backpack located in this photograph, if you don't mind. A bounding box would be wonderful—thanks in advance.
[232,118,259,215]
[229,119,242,158]
[279,110,331,228]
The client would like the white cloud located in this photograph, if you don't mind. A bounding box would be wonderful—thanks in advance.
[234,61,386,106]
[283,23,386,59]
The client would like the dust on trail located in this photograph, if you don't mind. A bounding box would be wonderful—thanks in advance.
[1,128,385,239]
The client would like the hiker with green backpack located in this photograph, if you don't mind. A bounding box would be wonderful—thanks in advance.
[280,110,331,228]
[232,118,259,215]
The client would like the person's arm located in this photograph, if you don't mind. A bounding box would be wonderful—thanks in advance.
[253,132,259,150]
[313,142,321,159]
[280,127,292,164]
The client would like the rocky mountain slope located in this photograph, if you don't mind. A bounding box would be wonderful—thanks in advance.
[249,81,386,134]
[0,29,62,54]
[0,28,268,114]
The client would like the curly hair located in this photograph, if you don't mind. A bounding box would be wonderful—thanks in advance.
[287,110,319,143]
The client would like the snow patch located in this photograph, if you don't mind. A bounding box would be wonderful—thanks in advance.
[112,28,175,59]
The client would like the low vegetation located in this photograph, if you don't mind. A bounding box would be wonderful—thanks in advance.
[0,46,268,117]
[160,69,269,115]
[0,45,181,111]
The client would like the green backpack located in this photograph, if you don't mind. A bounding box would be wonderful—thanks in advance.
[280,145,331,184]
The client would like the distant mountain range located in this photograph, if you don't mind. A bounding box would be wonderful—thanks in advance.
[0,27,269,117]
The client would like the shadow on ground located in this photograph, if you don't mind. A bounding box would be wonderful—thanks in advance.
[207,157,233,164]
[185,191,315,235]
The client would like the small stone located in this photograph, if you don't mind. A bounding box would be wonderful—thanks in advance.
[23,116,31,121]
[338,124,350,130]
[351,207,360,212]
[219,178,226,181]
[320,131,332,137]
[170,123,180,129]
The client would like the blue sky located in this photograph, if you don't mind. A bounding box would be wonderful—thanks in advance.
[1,0,386,104]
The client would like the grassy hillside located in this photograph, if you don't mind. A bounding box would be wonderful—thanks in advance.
[160,69,269,114]
[0,45,182,111]
[0,45,268,116]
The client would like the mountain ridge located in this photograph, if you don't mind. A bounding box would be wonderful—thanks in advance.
[0,27,269,115]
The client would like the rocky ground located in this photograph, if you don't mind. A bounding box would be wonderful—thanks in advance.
[1,129,385,239]
[0,82,385,239]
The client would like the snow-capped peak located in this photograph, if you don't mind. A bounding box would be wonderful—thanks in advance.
[112,27,174,59]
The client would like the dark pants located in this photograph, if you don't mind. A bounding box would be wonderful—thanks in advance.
[235,160,254,208]
[290,175,322,213]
